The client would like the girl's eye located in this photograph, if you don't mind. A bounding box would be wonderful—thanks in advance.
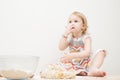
[74,20,78,23]
[69,21,72,23]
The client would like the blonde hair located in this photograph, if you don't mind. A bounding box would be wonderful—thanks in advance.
[71,11,88,35]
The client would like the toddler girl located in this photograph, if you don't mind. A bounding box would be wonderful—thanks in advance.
[59,11,107,77]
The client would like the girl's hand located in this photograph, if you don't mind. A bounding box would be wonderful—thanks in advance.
[60,53,73,63]
[63,26,72,38]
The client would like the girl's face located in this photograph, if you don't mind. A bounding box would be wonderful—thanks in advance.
[67,14,83,34]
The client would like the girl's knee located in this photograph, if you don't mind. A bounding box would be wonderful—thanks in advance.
[97,49,107,57]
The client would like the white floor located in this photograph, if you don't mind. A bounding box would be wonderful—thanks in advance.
[1,75,120,80]
[75,75,120,80]
[40,75,120,80]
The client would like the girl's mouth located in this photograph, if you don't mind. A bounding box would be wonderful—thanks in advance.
[71,27,75,29]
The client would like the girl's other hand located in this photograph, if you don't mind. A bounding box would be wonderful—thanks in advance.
[60,52,73,63]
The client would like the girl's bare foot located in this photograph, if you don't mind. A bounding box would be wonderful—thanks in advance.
[88,70,106,77]
[76,71,88,76]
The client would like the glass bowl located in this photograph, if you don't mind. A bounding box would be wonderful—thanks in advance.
[0,55,39,79]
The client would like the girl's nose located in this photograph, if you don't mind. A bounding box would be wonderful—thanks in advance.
[70,23,75,27]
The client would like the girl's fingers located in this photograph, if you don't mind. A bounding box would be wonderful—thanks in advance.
[60,57,65,62]
[65,27,72,35]
[64,52,70,55]
[60,57,68,63]
[64,52,67,55]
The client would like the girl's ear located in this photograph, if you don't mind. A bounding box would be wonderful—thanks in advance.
[81,24,87,34]
[81,25,85,31]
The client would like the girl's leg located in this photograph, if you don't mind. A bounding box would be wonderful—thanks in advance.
[88,50,107,77]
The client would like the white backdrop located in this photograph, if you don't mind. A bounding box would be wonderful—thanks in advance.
[0,0,120,75]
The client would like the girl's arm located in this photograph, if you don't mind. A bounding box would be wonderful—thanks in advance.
[73,36,92,58]
[59,26,72,51]
[58,35,69,51]
[60,37,91,63]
